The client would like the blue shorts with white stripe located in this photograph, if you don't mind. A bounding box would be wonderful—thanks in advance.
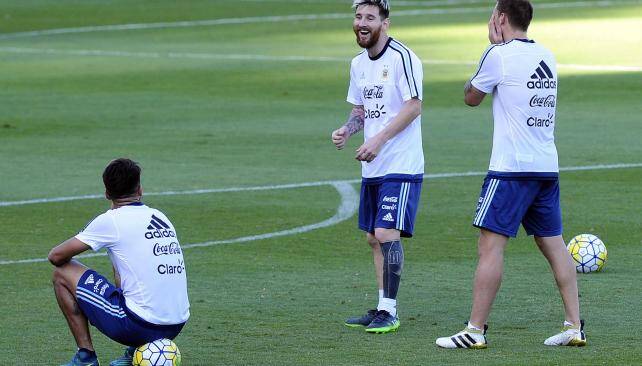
[359,174,423,238]
[76,270,185,347]
[473,175,562,238]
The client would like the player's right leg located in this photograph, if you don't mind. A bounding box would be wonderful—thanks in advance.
[345,183,382,328]
[52,260,99,366]
[344,233,382,328]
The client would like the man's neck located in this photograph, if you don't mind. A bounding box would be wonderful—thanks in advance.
[111,196,141,209]
[367,34,389,58]
[502,29,528,43]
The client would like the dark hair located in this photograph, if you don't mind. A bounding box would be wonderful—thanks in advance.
[353,0,390,19]
[102,158,141,200]
[496,0,533,31]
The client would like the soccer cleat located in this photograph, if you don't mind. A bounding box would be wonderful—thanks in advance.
[365,310,400,333]
[436,324,488,349]
[544,320,587,347]
[61,350,100,366]
[345,309,378,328]
[109,346,135,366]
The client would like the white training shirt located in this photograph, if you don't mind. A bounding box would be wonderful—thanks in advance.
[347,37,424,179]
[471,39,559,175]
[76,203,190,325]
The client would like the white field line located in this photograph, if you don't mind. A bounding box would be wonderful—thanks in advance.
[1,47,640,72]
[2,163,642,208]
[0,0,639,40]
[1,162,641,266]
[0,182,359,266]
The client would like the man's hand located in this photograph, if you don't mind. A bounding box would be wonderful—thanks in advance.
[355,135,384,163]
[488,12,504,44]
[331,126,349,150]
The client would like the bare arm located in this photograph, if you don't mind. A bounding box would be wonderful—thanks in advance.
[113,265,121,288]
[331,105,365,150]
[355,98,422,162]
[464,80,487,107]
[48,237,91,266]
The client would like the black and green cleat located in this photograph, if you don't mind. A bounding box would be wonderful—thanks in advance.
[365,310,400,334]
[345,309,378,328]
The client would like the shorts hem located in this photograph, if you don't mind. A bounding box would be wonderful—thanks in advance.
[473,224,515,238]
[525,229,563,237]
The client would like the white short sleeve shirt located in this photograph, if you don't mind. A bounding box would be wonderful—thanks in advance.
[471,39,559,175]
[347,37,425,179]
[76,203,190,325]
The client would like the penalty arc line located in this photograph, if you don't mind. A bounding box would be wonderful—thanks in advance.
[1,162,641,266]
[0,182,358,266]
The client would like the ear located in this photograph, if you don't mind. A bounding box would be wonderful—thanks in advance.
[382,17,390,30]
[498,12,507,26]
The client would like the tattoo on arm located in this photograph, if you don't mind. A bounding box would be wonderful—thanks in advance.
[343,106,365,136]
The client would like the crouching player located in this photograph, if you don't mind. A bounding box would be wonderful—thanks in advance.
[49,158,190,366]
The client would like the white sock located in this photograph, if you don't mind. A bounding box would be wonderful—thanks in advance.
[467,321,482,331]
[377,297,397,317]
[564,320,580,330]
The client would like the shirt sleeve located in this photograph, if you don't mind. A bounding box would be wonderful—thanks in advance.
[75,212,119,251]
[394,49,423,102]
[346,60,363,105]
[470,45,503,94]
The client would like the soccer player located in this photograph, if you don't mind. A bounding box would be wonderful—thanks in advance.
[331,0,424,334]
[435,0,586,349]
[49,158,190,366]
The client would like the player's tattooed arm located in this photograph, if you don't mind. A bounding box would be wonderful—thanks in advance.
[343,105,365,136]
[331,105,364,150]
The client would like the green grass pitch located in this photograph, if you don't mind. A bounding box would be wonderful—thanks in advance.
[1,0,641,364]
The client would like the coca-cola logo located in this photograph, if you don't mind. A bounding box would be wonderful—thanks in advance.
[153,242,182,256]
[529,94,556,107]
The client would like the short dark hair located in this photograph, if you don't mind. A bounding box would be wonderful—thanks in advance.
[496,0,533,31]
[102,158,141,200]
[353,0,390,19]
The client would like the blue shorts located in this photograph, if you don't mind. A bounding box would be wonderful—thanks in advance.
[472,175,562,238]
[359,174,423,238]
[76,270,185,347]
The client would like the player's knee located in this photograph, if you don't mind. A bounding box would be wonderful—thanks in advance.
[374,228,400,244]
[52,265,66,286]
[366,233,379,248]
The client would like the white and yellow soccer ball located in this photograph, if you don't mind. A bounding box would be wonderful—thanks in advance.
[566,234,607,273]
[133,338,181,366]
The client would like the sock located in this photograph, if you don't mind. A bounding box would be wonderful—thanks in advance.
[77,348,97,361]
[564,320,580,330]
[378,297,397,317]
[467,321,482,331]
[378,289,384,302]
[381,240,403,300]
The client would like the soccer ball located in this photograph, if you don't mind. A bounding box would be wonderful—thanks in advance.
[133,338,181,366]
[566,234,607,273]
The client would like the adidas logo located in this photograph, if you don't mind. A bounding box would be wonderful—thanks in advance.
[382,213,395,222]
[84,274,95,285]
[144,214,176,239]
[527,60,557,89]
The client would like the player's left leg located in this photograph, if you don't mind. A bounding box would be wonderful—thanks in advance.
[535,236,585,346]
[366,228,402,333]
[524,179,585,346]
[52,260,99,366]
